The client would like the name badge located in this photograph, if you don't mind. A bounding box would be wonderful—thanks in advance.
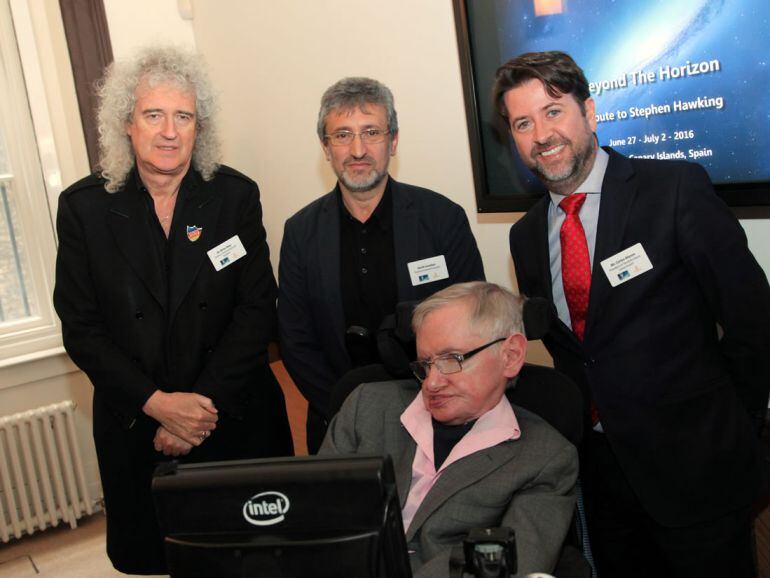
[207,235,246,271]
[600,243,653,287]
[407,255,449,286]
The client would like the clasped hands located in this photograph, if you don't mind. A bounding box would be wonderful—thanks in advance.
[143,390,219,456]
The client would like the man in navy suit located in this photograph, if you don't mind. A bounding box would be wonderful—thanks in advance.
[278,77,484,452]
[495,51,770,577]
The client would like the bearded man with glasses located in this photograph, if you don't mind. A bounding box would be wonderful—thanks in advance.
[320,281,578,577]
[279,77,485,453]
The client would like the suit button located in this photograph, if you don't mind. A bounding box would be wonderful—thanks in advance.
[361,267,368,274]
[199,302,208,310]
[135,310,144,319]
[583,358,596,367]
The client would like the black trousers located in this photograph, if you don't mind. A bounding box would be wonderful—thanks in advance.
[93,371,293,574]
[581,431,756,578]
[306,405,328,455]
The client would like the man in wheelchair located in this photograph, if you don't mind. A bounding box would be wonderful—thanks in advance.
[321,282,578,577]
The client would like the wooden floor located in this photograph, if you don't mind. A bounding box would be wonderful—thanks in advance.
[0,513,150,578]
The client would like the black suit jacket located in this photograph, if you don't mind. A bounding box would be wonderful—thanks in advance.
[55,166,288,425]
[510,148,770,526]
[54,166,293,572]
[278,178,485,417]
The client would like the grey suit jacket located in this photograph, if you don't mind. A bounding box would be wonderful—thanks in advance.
[320,380,578,578]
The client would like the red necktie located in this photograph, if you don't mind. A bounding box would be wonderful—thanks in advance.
[559,193,591,341]
[560,193,600,425]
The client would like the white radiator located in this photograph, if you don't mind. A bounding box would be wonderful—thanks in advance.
[0,400,93,542]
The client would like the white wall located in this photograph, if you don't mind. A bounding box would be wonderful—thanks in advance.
[741,218,770,273]
[103,0,195,58]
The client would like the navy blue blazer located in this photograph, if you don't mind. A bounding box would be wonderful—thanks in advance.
[510,147,770,526]
[278,178,485,417]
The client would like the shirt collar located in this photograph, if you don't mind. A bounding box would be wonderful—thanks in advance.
[400,388,521,468]
[548,146,609,208]
[337,177,393,232]
[132,165,196,201]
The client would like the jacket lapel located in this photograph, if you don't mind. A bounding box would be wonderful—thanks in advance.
[391,179,419,301]
[527,196,556,303]
[168,172,221,323]
[585,148,637,336]
[522,198,577,343]
[404,441,519,542]
[107,176,165,309]
[318,192,347,356]
[396,442,417,510]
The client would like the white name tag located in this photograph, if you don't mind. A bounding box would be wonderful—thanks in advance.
[600,243,653,287]
[207,235,246,271]
[407,255,449,286]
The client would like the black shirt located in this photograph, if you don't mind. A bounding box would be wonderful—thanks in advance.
[338,180,398,366]
[137,170,190,385]
[433,418,476,470]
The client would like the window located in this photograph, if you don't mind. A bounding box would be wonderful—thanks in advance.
[0,0,62,363]
[0,131,40,323]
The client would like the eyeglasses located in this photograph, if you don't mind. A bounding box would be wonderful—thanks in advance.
[409,337,507,382]
[324,128,390,146]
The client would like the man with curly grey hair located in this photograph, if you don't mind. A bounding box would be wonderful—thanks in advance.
[278,77,485,453]
[53,46,293,574]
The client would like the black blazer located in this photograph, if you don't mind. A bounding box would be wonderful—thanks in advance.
[510,148,770,526]
[54,166,291,443]
[54,166,293,572]
[278,178,485,416]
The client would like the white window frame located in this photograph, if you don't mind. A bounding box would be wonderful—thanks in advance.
[0,0,65,366]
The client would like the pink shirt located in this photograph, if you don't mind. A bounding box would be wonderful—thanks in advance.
[399,392,521,532]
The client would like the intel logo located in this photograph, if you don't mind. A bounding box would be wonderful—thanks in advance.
[242,491,290,526]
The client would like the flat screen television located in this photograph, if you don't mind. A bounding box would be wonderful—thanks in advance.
[152,454,412,578]
[453,0,770,211]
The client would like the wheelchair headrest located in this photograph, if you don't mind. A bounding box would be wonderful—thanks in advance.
[376,296,552,376]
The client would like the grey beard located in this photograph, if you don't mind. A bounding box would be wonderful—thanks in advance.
[340,168,387,193]
[532,140,596,195]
